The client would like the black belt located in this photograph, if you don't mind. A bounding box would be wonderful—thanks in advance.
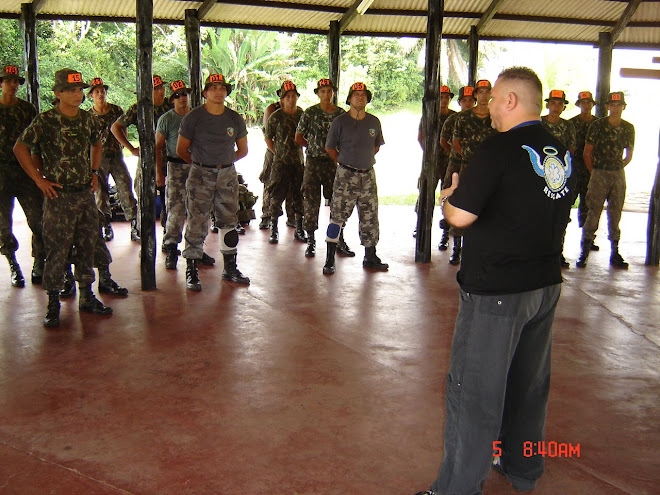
[58,185,90,193]
[339,163,370,174]
[193,161,234,169]
[167,156,188,164]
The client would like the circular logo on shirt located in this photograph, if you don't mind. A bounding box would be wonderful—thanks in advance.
[542,147,567,192]
[227,127,234,137]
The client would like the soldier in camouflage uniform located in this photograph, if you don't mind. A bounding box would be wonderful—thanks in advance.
[577,91,634,269]
[259,98,296,230]
[264,80,306,244]
[449,79,497,265]
[414,85,456,248]
[295,78,353,258]
[570,91,601,251]
[437,86,475,250]
[14,68,112,327]
[0,64,44,288]
[177,73,249,289]
[156,80,215,270]
[111,75,172,241]
[88,77,138,242]
[323,82,387,274]
[541,89,577,268]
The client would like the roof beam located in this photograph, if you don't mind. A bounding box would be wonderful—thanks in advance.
[610,0,642,42]
[475,0,506,34]
[339,0,374,34]
[197,0,219,20]
[31,0,45,11]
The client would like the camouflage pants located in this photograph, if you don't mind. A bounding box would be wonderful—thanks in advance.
[95,152,137,221]
[0,165,44,259]
[265,159,303,219]
[302,156,337,231]
[582,169,626,242]
[414,154,449,217]
[572,159,591,228]
[183,164,239,259]
[259,150,295,221]
[163,161,192,248]
[444,158,464,238]
[42,190,97,291]
[134,156,167,230]
[93,211,112,267]
[329,165,379,247]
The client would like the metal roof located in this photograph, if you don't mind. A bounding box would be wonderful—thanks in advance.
[0,0,658,47]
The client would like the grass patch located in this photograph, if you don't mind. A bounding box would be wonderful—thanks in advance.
[380,192,441,206]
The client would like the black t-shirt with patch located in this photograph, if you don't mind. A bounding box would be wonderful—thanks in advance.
[449,122,575,295]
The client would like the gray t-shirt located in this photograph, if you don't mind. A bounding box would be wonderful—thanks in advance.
[157,109,185,158]
[325,112,384,170]
[179,105,248,165]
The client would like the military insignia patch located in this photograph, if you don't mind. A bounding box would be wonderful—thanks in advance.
[522,145,572,200]
[227,127,235,137]
[369,128,375,137]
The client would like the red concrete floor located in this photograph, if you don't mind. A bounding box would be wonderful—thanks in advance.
[0,204,658,495]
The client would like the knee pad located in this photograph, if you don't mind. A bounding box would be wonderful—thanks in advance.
[220,228,239,250]
[326,221,341,242]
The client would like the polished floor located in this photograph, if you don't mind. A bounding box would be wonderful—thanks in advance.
[0,205,658,495]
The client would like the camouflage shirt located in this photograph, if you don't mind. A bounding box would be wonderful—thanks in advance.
[89,103,124,155]
[441,110,465,163]
[296,103,345,158]
[118,100,172,131]
[586,118,635,171]
[265,107,304,165]
[419,109,456,157]
[453,109,497,164]
[18,108,101,188]
[541,117,576,153]
[0,98,37,164]
[569,114,599,160]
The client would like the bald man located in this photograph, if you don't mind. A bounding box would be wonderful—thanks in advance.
[414,67,575,495]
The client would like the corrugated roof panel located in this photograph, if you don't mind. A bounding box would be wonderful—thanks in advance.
[37,0,135,18]
[347,13,427,34]
[619,26,660,45]
[499,0,626,21]
[446,0,492,14]
[632,2,660,22]
[483,19,603,43]
[203,5,337,31]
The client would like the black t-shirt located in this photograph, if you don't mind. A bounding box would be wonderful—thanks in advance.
[449,122,575,295]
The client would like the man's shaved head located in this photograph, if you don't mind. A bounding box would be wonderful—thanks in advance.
[497,67,543,114]
[489,67,543,132]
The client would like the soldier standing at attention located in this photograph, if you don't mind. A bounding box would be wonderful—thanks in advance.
[111,75,172,242]
[570,91,600,251]
[437,86,475,251]
[88,77,138,242]
[413,85,456,247]
[295,78,353,258]
[323,82,387,275]
[265,80,306,245]
[450,79,497,265]
[156,80,215,270]
[177,73,249,290]
[14,68,112,327]
[541,90,577,268]
[577,91,634,269]
[0,64,44,288]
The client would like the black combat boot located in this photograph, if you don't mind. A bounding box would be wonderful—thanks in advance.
[103,215,114,242]
[576,239,592,268]
[6,254,24,287]
[336,229,355,257]
[323,242,337,275]
[294,216,307,242]
[269,218,279,244]
[235,222,246,235]
[449,237,462,265]
[98,265,128,296]
[186,259,201,291]
[210,213,219,233]
[59,265,76,298]
[79,285,113,315]
[200,252,216,266]
[164,244,179,270]
[31,257,44,284]
[130,218,140,242]
[438,229,450,251]
[590,239,600,251]
[221,253,250,285]
[43,291,61,327]
[610,241,629,269]
[560,254,570,269]
[363,246,389,271]
[305,231,316,257]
